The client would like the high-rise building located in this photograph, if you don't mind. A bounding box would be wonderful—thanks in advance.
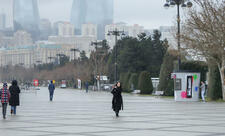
[58,22,75,36]
[40,19,52,40]
[82,23,97,38]
[13,0,40,40]
[71,0,113,39]
[105,23,144,49]
[13,30,33,46]
[159,26,176,50]
[0,13,6,30]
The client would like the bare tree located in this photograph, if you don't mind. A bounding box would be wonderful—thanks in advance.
[181,0,225,99]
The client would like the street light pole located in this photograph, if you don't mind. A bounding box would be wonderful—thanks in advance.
[48,56,55,63]
[164,0,193,71]
[70,48,80,61]
[177,2,181,71]
[56,53,65,65]
[107,28,125,83]
[91,41,103,91]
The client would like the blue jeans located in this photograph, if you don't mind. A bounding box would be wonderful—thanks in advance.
[49,91,54,101]
[2,103,7,118]
[11,106,17,114]
[201,91,205,102]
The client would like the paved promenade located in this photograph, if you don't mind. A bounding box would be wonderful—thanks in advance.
[0,87,225,136]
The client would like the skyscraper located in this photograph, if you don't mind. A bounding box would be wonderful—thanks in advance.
[71,0,113,39]
[13,0,40,40]
[0,13,6,30]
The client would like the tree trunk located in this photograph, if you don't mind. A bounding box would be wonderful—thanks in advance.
[218,63,225,101]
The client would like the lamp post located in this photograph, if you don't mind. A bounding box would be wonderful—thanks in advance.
[56,53,65,65]
[107,28,125,83]
[48,56,55,63]
[164,0,192,71]
[70,48,80,61]
[36,60,42,65]
[91,41,103,91]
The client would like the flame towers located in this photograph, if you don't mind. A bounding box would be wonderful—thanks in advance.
[13,0,40,40]
[71,0,113,39]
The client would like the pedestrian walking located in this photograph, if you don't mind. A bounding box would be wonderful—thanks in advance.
[111,82,123,117]
[9,80,21,115]
[85,81,89,93]
[200,81,206,102]
[48,80,55,101]
[0,83,10,119]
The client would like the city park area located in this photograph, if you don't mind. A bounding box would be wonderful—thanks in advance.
[1,87,225,136]
[0,0,225,135]
[1,0,223,101]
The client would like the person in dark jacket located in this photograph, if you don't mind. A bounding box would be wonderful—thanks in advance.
[9,80,21,115]
[48,80,55,101]
[0,83,10,119]
[111,82,123,117]
[85,81,89,93]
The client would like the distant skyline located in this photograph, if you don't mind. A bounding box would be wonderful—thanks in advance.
[0,0,188,29]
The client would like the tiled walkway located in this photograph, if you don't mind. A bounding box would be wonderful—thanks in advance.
[0,87,225,136]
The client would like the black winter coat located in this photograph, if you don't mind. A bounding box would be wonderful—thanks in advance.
[9,85,21,106]
[111,87,123,112]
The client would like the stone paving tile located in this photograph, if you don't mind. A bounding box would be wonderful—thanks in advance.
[0,87,225,136]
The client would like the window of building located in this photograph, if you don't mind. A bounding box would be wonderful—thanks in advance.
[174,78,182,91]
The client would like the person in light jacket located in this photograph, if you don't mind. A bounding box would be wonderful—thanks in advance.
[200,81,206,102]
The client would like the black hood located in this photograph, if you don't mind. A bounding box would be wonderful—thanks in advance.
[12,80,18,86]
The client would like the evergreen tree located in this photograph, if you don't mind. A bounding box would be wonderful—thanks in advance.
[158,50,177,96]
[208,63,222,100]
[128,73,139,92]
[138,71,153,94]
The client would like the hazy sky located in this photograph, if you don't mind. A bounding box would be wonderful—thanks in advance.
[0,0,186,29]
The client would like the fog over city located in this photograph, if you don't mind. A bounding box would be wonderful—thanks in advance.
[0,0,181,29]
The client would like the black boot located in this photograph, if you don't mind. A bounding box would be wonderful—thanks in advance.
[116,112,119,117]
[11,109,13,115]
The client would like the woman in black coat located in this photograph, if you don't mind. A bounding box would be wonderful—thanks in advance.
[111,82,123,117]
[9,80,21,115]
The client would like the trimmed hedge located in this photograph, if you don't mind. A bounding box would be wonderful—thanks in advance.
[119,72,131,92]
[158,51,177,96]
[123,72,131,92]
[208,63,222,100]
[128,73,139,92]
[138,71,153,94]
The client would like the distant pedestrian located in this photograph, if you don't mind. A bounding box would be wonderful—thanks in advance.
[9,80,21,115]
[200,81,206,102]
[85,81,89,93]
[48,80,55,101]
[0,83,10,119]
[111,82,123,117]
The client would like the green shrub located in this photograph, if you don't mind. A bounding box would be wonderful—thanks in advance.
[128,73,139,92]
[138,71,153,94]
[123,72,131,92]
[208,63,222,100]
[119,73,126,85]
[158,51,177,96]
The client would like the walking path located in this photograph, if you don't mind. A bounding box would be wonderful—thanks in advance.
[0,87,225,136]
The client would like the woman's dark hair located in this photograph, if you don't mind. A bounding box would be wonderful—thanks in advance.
[12,80,18,86]
[116,82,122,88]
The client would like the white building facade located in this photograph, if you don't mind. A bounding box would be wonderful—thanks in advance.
[58,22,75,36]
